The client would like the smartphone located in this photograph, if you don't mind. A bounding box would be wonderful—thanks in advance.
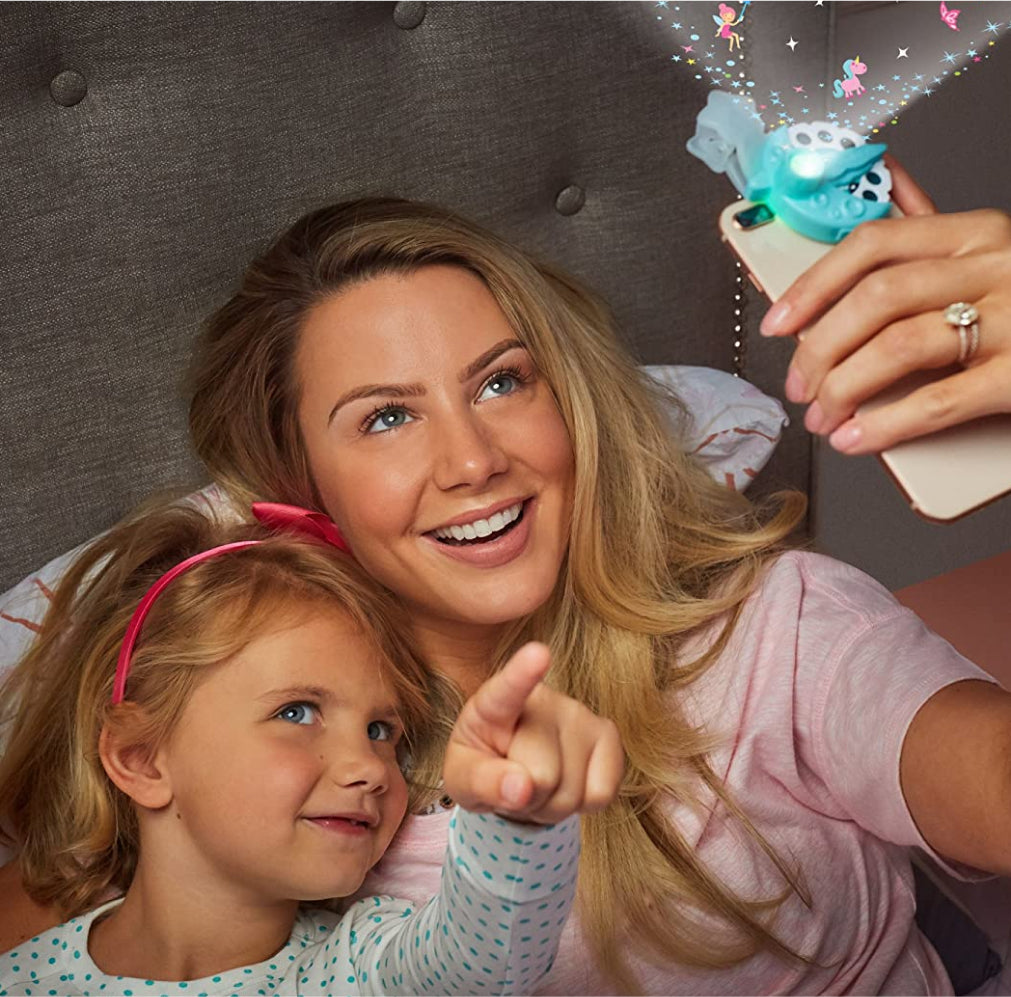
[720,199,1011,521]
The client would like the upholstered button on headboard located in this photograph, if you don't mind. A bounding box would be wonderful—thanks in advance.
[1,1,832,590]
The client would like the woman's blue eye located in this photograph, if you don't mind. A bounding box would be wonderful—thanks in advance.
[275,703,317,726]
[368,720,395,742]
[477,372,520,401]
[365,406,414,434]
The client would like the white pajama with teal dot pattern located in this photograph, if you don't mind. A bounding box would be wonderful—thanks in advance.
[0,809,579,996]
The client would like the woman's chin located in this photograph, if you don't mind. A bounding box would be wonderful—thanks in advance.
[415,577,558,631]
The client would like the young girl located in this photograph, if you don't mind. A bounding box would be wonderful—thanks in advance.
[0,499,622,996]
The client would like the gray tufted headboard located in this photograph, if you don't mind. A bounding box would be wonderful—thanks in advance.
[2,1,832,591]
[6,1,1009,593]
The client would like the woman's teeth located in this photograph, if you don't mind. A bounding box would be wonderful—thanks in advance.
[432,502,523,544]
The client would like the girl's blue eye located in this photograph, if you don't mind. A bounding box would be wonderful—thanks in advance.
[367,720,395,742]
[477,372,520,402]
[364,406,414,434]
[275,703,317,726]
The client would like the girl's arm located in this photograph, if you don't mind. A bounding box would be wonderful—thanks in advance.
[337,643,622,996]
[343,809,579,996]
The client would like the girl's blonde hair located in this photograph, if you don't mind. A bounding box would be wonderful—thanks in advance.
[0,498,448,919]
[189,198,809,989]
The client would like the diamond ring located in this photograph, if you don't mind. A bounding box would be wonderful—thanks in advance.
[943,301,981,366]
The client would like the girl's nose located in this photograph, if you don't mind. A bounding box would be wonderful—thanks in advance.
[327,736,390,795]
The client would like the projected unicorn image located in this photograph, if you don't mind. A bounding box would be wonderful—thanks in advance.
[832,56,868,99]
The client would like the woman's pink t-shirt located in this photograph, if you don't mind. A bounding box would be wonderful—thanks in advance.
[363,552,992,995]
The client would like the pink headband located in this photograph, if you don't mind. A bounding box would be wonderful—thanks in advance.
[111,502,350,704]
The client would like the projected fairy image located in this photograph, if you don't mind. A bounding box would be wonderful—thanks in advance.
[713,3,746,52]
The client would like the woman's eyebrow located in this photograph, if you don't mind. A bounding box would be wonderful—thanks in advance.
[327,382,425,425]
[458,338,524,382]
[327,338,525,425]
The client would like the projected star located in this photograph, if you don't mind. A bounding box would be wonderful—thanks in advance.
[985,19,1002,34]
[897,47,909,58]
[786,37,798,50]
[942,51,959,64]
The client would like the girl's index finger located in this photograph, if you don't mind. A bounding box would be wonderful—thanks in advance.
[465,642,552,736]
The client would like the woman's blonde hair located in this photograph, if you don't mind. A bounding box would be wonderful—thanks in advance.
[189,198,809,989]
[0,497,447,919]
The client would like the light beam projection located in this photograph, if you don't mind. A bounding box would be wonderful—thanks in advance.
[653,0,1011,136]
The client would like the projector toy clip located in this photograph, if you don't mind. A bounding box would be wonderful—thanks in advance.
[687,91,892,244]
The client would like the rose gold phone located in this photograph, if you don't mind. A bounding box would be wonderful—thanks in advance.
[720,200,1011,521]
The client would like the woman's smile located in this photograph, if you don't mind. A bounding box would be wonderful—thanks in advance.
[422,497,533,567]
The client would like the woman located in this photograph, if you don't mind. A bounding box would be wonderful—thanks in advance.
[4,195,1011,994]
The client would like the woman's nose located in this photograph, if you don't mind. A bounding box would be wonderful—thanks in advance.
[432,411,509,492]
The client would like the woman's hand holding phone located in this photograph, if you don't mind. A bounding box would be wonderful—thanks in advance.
[760,155,1011,455]
[442,642,624,824]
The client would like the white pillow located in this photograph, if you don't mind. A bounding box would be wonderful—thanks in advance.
[643,365,788,492]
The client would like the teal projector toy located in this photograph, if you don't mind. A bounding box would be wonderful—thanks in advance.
[687,91,892,244]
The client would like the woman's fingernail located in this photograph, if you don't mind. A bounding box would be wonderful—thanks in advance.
[501,770,527,806]
[761,300,791,336]
[785,367,807,403]
[804,401,825,434]
[829,421,863,453]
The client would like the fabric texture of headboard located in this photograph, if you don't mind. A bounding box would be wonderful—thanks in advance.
[1,1,830,591]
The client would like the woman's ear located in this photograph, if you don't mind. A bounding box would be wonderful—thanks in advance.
[99,709,173,811]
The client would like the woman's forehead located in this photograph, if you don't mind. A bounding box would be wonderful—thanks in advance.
[297,265,522,386]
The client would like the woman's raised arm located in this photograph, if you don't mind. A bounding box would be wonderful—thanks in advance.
[901,679,1011,875]
[761,156,1011,454]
